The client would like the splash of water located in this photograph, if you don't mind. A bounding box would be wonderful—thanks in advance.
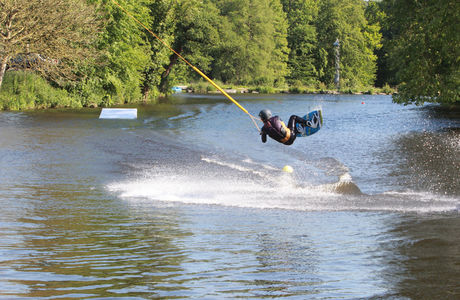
[107,155,459,213]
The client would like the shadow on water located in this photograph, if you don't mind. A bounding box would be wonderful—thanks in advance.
[376,215,460,299]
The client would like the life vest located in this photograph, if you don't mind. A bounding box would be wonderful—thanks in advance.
[263,116,291,144]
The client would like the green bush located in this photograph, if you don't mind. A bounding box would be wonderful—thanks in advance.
[364,88,376,95]
[289,86,302,94]
[0,71,80,110]
[382,84,394,94]
[189,81,208,94]
[288,80,303,94]
[317,82,327,93]
[206,83,217,92]
[255,86,275,94]
[288,80,319,94]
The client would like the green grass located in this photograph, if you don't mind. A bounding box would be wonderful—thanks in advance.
[0,71,397,111]
[183,79,396,96]
[0,71,81,110]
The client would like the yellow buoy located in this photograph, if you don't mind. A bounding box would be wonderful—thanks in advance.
[282,165,294,173]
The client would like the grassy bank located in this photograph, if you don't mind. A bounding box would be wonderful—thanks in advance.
[0,71,82,110]
[0,71,396,111]
[0,71,162,111]
[0,71,164,110]
[185,80,396,95]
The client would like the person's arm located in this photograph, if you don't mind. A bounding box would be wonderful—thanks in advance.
[260,131,267,143]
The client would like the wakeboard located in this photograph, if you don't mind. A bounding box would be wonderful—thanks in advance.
[295,109,323,137]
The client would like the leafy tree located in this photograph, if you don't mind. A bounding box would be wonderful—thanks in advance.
[281,0,319,86]
[384,0,459,105]
[88,0,152,105]
[141,0,177,100]
[365,0,391,88]
[208,0,247,84]
[157,0,221,93]
[211,0,288,86]
[268,0,289,87]
[316,0,381,89]
[0,0,101,90]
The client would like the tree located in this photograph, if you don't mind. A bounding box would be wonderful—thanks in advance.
[141,0,176,100]
[211,0,288,86]
[268,0,289,87]
[365,0,390,87]
[157,0,221,93]
[281,0,319,86]
[316,0,381,89]
[384,0,459,105]
[0,0,101,90]
[82,0,153,105]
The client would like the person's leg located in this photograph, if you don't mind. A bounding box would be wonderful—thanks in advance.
[283,119,297,145]
[288,115,306,132]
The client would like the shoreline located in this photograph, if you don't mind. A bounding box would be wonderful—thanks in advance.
[0,71,395,111]
[172,85,394,96]
[1,92,459,113]
[0,91,392,112]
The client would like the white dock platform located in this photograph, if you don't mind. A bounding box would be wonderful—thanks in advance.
[99,108,137,119]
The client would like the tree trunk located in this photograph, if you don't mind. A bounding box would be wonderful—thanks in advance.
[0,56,9,90]
[159,55,179,92]
[142,84,150,103]
[159,46,183,93]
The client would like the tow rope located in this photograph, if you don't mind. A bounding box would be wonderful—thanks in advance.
[110,0,261,131]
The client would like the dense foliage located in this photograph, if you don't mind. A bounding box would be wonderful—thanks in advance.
[382,0,459,105]
[281,0,318,86]
[315,0,381,90]
[0,0,458,109]
[0,0,101,88]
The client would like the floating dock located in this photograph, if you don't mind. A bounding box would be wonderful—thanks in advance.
[99,108,137,119]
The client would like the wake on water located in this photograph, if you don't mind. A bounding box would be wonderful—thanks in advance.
[107,104,460,214]
[107,154,459,214]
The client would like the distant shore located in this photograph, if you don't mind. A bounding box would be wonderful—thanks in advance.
[0,71,394,111]
[172,83,395,96]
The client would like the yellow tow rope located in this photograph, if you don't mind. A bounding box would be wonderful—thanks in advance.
[110,0,261,131]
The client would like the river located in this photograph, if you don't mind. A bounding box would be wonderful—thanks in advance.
[0,94,459,299]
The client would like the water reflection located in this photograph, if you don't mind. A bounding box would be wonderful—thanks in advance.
[0,112,193,298]
[3,185,191,298]
[380,215,460,299]
[254,225,321,297]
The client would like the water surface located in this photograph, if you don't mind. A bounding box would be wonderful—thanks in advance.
[0,94,459,299]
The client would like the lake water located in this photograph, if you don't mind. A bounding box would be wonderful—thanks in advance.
[0,94,459,299]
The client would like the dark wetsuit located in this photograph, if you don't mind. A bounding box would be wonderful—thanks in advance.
[260,115,305,145]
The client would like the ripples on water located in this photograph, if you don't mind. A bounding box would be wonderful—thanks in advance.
[0,95,459,299]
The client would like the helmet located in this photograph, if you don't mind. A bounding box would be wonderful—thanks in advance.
[259,109,272,121]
